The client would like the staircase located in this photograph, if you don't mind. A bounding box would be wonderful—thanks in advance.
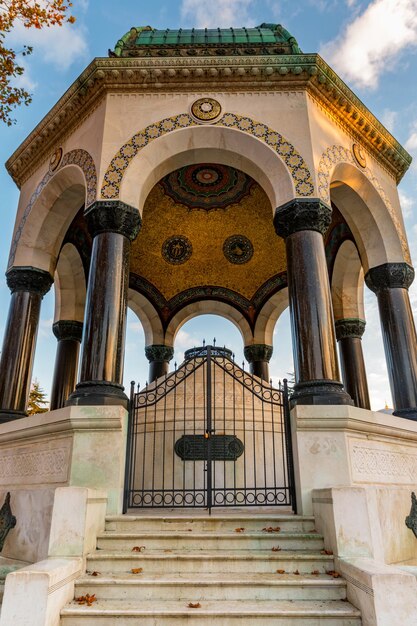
[60,513,361,625]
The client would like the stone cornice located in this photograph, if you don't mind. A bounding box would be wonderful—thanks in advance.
[6,54,411,188]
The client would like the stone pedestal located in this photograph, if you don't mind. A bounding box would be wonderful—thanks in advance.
[335,319,370,410]
[274,199,352,406]
[244,344,273,382]
[145,345,174,383]
[365,263,417,420]
[50,321,83,410]
[0,267,53,422]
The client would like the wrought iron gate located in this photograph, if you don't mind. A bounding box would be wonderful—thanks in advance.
[124,346,296,511]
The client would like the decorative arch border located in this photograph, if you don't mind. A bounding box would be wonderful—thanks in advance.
[100,112,315,199]
[317,145,410,263]
[9,149,97,267]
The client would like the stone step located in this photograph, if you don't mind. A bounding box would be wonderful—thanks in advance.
[86,551,334,574]
[60,599,362,625]
[96,531,323,552]
[106,515,316,534]
[75,572,347,601]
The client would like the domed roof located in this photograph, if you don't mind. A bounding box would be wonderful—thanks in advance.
[111,23,302,57]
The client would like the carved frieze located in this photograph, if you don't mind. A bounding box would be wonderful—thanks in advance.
[274,198,332,238]
[52,320,83,343]
[145,345,175,363]
[365,263,415,293]
[6,266,53,297]
[244,344,273,363]
[85,200,142,241]
[335,319,366,341]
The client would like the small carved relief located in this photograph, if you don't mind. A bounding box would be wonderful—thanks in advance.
[406,492,417,539]
[351,444,417,482]
[162,236,193,265]
[49,147,63,172]
[223,235,254,264]
[0,493,16,552]
[352,143,366,169]
[191,97,222,122]
[0,446,70,485]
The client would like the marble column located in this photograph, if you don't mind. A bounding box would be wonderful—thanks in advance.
[274,198,352,406]
[50,320,83,410]
[244,344,273,382]
[145,345,174,383]
[335,319,370,410]
[0,266,53,421]
[68,201,141,408]
[365,263,417,420]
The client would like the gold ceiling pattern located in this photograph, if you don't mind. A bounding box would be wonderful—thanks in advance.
[130,165,286,302]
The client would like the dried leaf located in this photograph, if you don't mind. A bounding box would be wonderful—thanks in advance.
[90,571,100,577]
[321,549,333,555]
[76,594,96,606]
[326,570,341,578]
[132,546,146,552]
[235,527,245,533]
[187,602,201,608]
[131,567,143,574]
[271,546,281,552]
[293,569,300,575]
[276,569,286,574]
[262,526,281,533]
[311,570,320,576]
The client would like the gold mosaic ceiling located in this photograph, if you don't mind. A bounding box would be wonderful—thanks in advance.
[130,163,287,301]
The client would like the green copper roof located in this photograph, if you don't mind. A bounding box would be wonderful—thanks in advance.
[112,24,302,57]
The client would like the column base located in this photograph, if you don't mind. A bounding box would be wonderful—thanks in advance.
[0,409,27,423]
[393,407,417,421]
[291,380,353,406]
[67,381,128,409]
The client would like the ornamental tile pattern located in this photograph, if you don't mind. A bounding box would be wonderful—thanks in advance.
[318,145,411,264]
[9,149,97,267]
[100,112,315,199]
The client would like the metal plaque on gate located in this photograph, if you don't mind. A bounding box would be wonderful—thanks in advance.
[174,435,244,461]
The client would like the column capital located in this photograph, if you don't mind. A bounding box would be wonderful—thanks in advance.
[145,345,175,363]
[52,320,83,343]
[335,318,366,341]
[244,344,273,363]
[274,198,332,239]
[85,200,142,241]
[6,266,53,296]
[365,262,415,293]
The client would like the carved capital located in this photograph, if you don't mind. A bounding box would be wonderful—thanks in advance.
[335,318,366,341]
[244,344,273,363]
[365,263,415,293]
[145,345,175,363]
[6,266,53,296]
[85,200,142,241]
[274,198,332,239]
[53,320,83,342]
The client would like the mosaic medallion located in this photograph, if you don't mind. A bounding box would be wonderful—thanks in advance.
[160,163,255,211]
[352,143,366,169]
[49,147,63,173]
[162,235,193,264]
[223,235,254,264]
[191,97,222,122]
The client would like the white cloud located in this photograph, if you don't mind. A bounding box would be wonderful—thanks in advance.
[398,189,414,219]
[405,120,417,152]
[320,0,417,89]
[181,0,256,28]
[380,108,398,134]
[7,20,89,72]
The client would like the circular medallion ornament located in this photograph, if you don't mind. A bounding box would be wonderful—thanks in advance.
[352,143,366,169]
[223,235,254,264]
[162,235,193,265]
[191,97,222,122]
[49,147,63,172]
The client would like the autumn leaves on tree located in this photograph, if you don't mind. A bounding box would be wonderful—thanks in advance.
[27,379,48,415]
[0,1,75,125]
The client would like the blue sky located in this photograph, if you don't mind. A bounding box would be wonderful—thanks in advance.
[1,0,417,408]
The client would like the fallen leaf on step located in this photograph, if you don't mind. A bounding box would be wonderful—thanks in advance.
[235,527,245,533]
[131,568,143,574]
[326,570,341,578]
[271,546,281,552]
[132,546,146,552]
[293,570,300,575]
[76,594,97,606]
[276,569,285,574]
[163,549,173,553]
[321,549,333,555]
[311,570,320,576]
[89,571,100,577]
[262,526,281,533]
[187,602,201,608]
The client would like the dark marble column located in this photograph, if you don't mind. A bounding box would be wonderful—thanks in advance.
[0,267,53,422]
[68,201,141,408]
[335,319,370,410]
[50,320,83,411]
[274,198,352,406]
[244,344,273,382]
[145,345,174,383]
[365,263,417,420]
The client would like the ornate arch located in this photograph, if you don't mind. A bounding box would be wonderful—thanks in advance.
[317,144,410,263]
[100,112,315,200]
[9,149,97,267]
